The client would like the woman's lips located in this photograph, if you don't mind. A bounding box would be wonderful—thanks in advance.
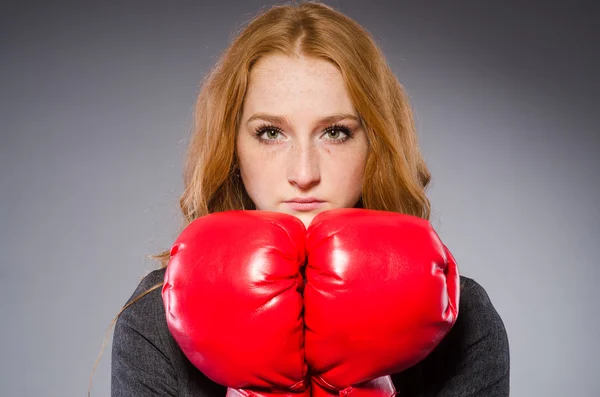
[284,199,325,211]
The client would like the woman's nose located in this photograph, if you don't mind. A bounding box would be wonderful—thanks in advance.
[287,144,321,190]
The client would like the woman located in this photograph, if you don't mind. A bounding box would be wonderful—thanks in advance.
[108,1,509,396]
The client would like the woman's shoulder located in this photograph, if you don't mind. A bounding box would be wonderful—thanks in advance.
[117,268,167,328]
[114,267,171,356]
[459,275,495,306]
[452,275,509,358]
[457,275,507,330]
[129,268,167,300]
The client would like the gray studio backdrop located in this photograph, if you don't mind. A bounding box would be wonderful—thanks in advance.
[1,1,598,396]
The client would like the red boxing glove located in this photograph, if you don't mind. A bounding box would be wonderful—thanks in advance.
[162,210,310,397]
[304,208,460,397]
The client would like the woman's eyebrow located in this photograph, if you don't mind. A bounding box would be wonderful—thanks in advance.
[246,113,359,126]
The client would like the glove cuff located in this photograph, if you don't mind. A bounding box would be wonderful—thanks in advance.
[310,375,396,397]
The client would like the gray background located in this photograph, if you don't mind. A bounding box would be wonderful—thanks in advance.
[1,1,598,396]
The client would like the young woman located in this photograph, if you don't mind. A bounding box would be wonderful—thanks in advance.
[109,2,509,396]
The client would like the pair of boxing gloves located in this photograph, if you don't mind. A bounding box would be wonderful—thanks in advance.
[162,208,460,397]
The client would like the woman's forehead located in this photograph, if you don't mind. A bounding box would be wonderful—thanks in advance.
[244,55,356,119]
[249,55,343,92]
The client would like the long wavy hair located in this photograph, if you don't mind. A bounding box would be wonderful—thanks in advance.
[157,0,430,267]
[89,1,431,394]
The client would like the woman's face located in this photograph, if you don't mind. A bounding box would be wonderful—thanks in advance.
[237,54,369,228]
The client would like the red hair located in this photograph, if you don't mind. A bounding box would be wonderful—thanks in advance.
[154,1,431,267]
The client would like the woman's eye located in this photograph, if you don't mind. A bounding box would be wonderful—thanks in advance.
[254,126,283,142]
[264,129,280,139]
[326,129,343,139]
[323,126,351,142]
